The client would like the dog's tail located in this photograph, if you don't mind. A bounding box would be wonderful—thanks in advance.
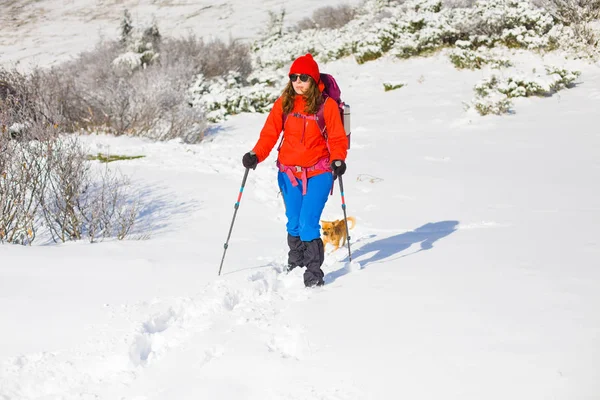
[346,216,356,230]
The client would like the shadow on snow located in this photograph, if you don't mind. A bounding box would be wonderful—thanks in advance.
[325,220,459,284]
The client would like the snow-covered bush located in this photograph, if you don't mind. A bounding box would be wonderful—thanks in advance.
[0,124,139,244]
[494,67,579,97]
[544,65,582,89]
[37,136,140,243]
[13,10,252,142]
[0,68,64,139]
[448,47,513,69]
[541,0,600,45]
[469,66,581,115]
[252,0,595,70]
[443,0,476,7]
[253,0,394,68]
[191,0,595,120]
[190,72,281,122]
[39,47,207,143]
[542,0,600,26]
[0,131,42,244]
[472,92,514,115]
[161,36,253,80]
[29,25,255,142]
[262,9,287,39]
[9,0,597,138]
[293,4,357,31]
[115,10,161,72]
[454,0,556,48]
[368,0,557,59]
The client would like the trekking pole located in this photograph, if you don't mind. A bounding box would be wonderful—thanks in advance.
[337,175,352,262]
[218,167,250,276]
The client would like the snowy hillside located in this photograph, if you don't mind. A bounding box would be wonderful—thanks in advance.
[1,1,600,399]
[0,0,362,69]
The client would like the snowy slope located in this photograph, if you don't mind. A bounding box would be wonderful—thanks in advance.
[1,2,600,399]
[0,0,361,70]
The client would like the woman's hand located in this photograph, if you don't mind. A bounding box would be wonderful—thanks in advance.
[242,152,258,170]
[331,160,346,177]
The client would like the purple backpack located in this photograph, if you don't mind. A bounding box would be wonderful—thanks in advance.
[282,73,351,149]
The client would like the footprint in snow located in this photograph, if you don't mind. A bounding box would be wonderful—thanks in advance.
[267,325,310,360]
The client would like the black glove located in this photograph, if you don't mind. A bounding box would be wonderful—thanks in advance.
[331,160,346,177]
[242,151,258,170]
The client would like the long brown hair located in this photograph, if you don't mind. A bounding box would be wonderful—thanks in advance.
[281,77,324,115]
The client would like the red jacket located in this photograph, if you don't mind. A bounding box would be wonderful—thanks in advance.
[252,93,348,180]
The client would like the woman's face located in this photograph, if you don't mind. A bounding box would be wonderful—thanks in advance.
[290,74,312,95]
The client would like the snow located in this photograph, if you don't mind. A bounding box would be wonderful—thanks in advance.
[1,1,600,399]
[0,0,363,70]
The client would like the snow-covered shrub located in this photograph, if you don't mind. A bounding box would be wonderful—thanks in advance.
[33,15,250,141]
[0,72,142,244]
[294,4,357,31]
[560,4,600,47]
[443,0,476,7]
[0,130,42,244]
[453,0,555,48]
[262,9,287,39]
[351,1,451,62]
[253,0,589,70]
[472,93,513,115]
[390,3,454,58]
[32,29,256,142]
[253,0,394,68]
[449,48,513,69]
[411,0,444,13]
[9,0,596,139]
[542,2,600,50]
[104,65,205,142]
[0,68,64,139]
[182,38,253,79]
[496,67,579,97]
[115,10,161,72]
[469,66,581,115]
[544,65,582,89]
[312,4,356,30]
[0,124,139,244]
[37,136,140,243]
[112,52,144,71]
[190,72,281,122]
[497,76,548,97]
[116,14,251,77]
[41,47,206,142]
[541,0,600,26]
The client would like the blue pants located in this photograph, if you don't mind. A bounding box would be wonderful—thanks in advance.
[278,171,333,241]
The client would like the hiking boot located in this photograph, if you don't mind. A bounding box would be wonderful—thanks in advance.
[305,278,324,288]
[302,238,325,288]
[287,234,305,270]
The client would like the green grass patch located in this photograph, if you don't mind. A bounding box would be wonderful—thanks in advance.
[87,153,145,163]
[383,82,405,92]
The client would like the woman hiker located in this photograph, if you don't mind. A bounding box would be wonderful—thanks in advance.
[242,53,348,288]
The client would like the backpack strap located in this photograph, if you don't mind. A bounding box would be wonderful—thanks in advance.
[315,95,328,136]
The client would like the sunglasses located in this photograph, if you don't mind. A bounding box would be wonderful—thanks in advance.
[289,74,310,82]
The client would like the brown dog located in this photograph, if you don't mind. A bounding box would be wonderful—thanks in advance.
[321,216,356,251]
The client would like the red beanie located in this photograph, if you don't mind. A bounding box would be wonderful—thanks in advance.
[289,53,320,84]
